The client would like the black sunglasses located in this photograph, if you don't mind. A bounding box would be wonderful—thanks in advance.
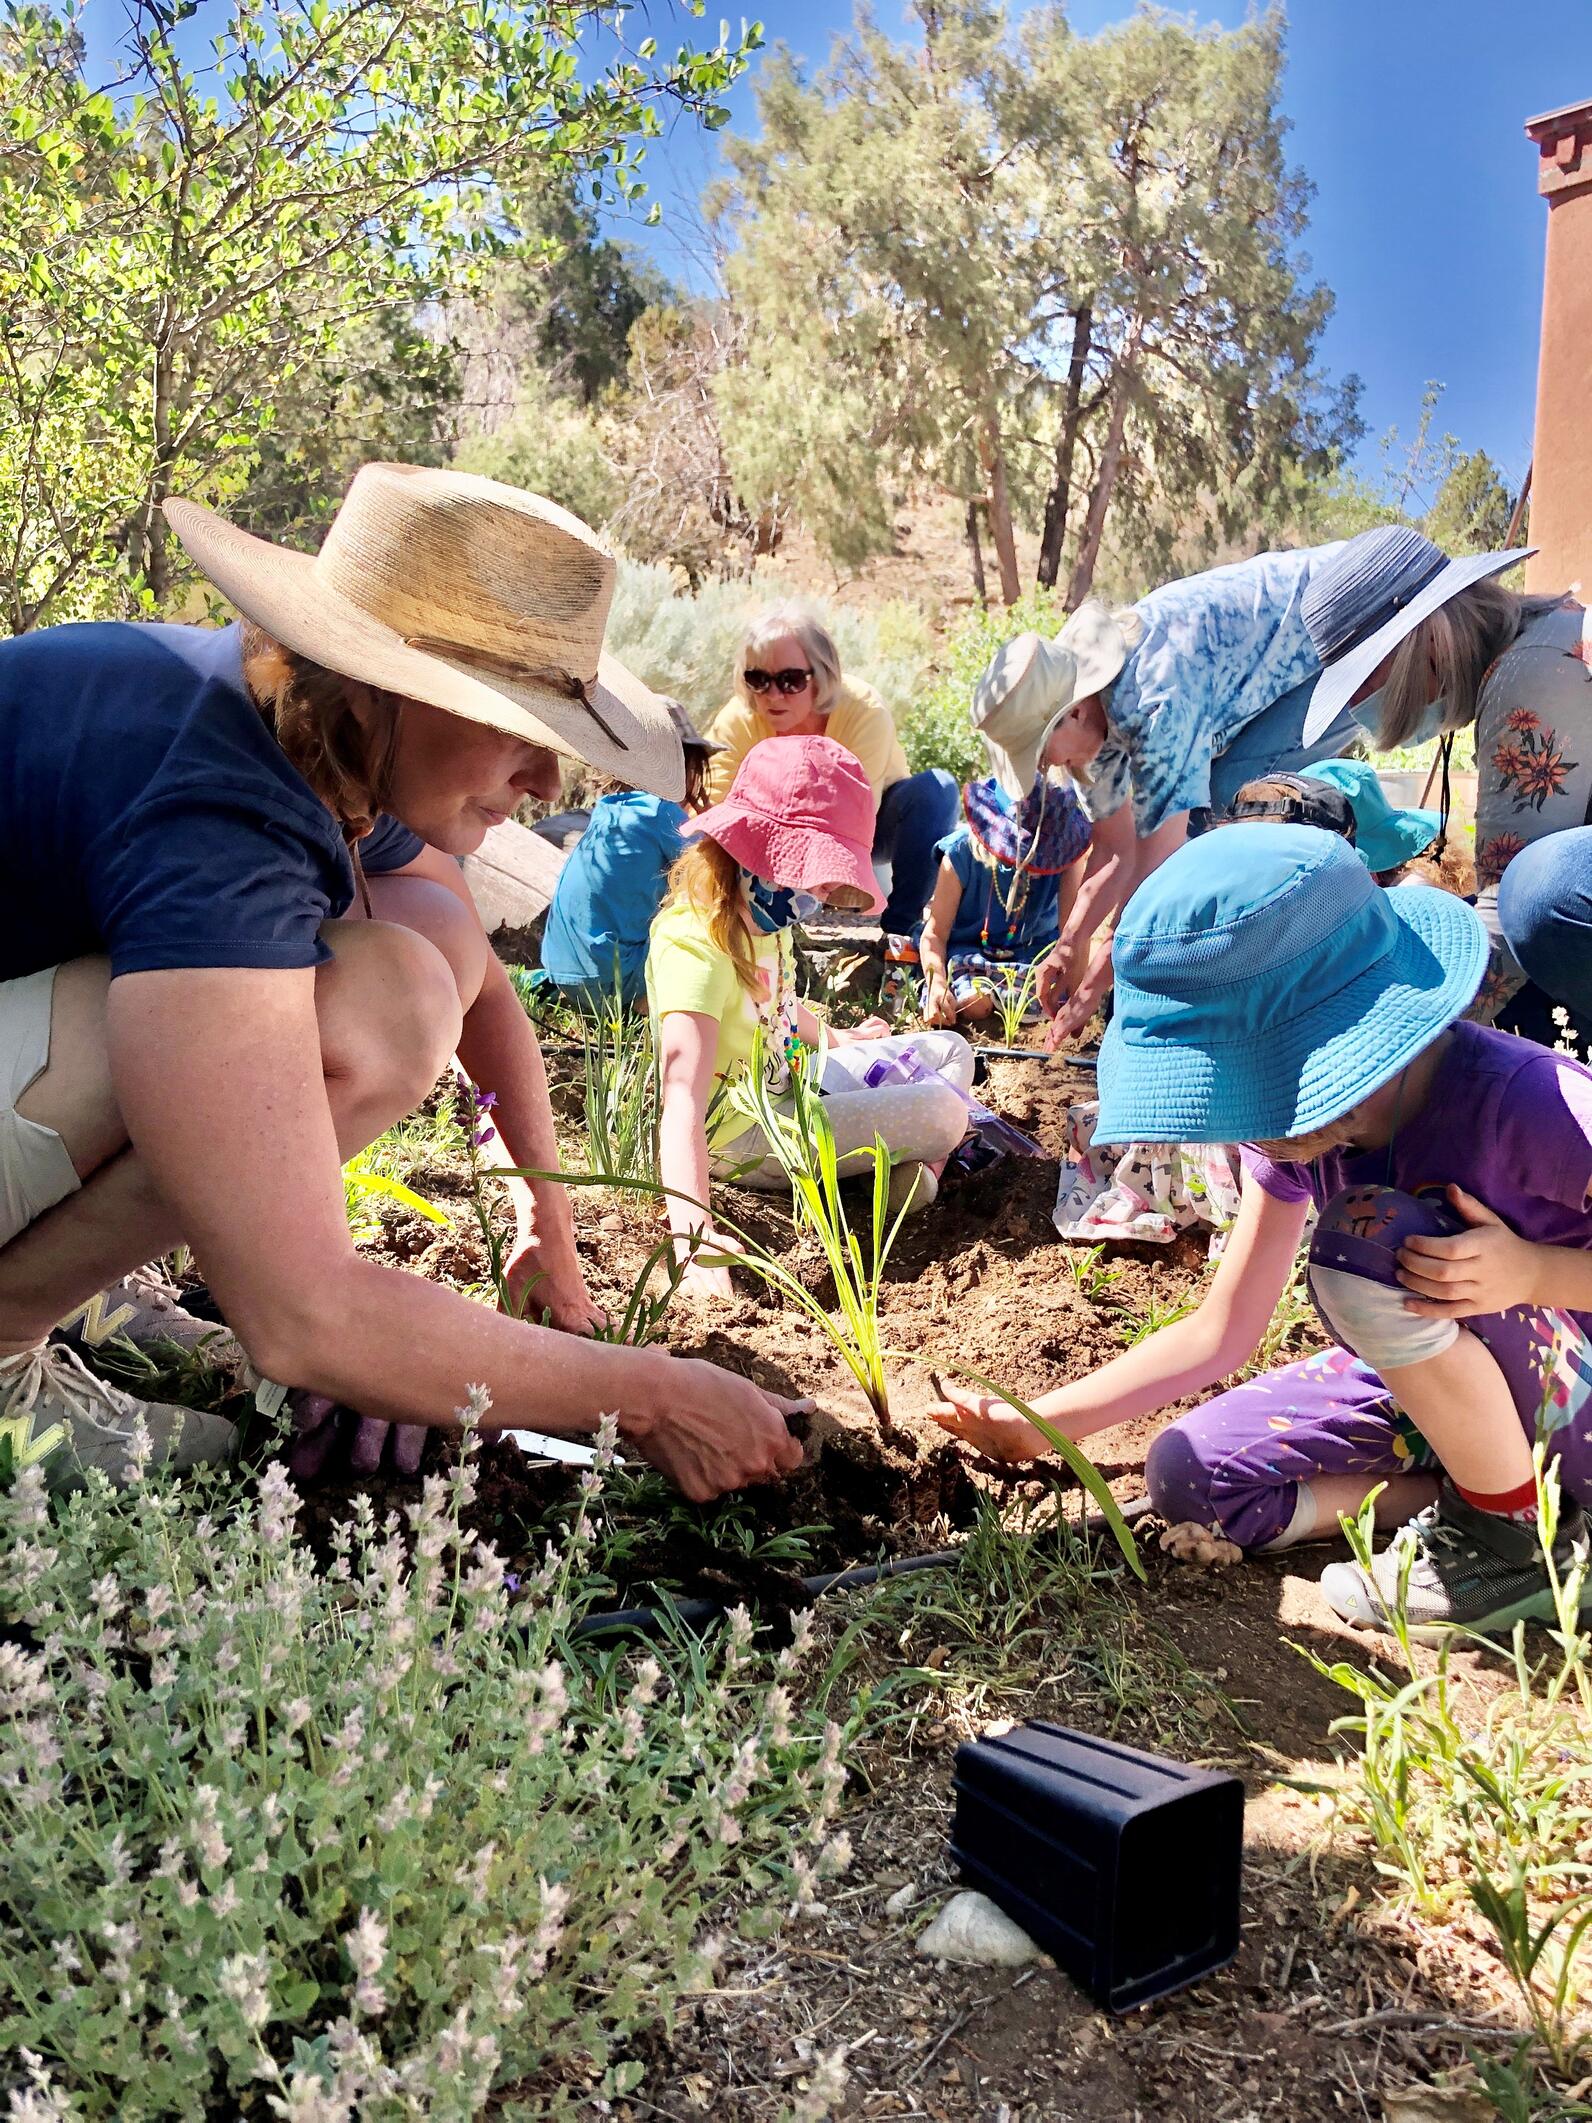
[744,665,814,696]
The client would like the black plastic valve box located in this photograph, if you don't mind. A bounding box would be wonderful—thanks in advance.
[950,1719,1244,2013]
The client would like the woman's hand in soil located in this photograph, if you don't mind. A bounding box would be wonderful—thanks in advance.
[501,1240,606,1335]
[1397,1186,1548,1318]
[629,1359,810,1500]
[928,1382,1053,1464]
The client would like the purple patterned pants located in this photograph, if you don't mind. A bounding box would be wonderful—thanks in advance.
[1146,1187,1592,1551]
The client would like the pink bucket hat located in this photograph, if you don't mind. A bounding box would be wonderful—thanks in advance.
[686,734,885,914]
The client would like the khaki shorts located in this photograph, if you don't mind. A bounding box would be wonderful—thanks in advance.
[0,967,81,1250]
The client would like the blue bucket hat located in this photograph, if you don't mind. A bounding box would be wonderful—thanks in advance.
[1300,758,1441,872]
[1095,825,1487,1146]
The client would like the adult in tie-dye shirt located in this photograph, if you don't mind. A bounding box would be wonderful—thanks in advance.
[1043,541,1356,1039]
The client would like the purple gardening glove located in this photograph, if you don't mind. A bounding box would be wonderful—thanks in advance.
[289,1391,429,1482]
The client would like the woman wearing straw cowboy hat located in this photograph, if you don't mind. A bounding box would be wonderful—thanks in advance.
[1300,523,1586,1035]
[980,531,1533,1044]
[0,463,806,1500]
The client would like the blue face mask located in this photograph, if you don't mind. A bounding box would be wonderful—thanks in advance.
[744,873,796,933]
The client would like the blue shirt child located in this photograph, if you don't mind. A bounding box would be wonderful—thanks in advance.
[540,790,689,1006]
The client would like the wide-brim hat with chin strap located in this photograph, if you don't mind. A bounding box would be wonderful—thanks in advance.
[163,462,685,801]
[1301,523,1536,747]
[971,599,1143,799]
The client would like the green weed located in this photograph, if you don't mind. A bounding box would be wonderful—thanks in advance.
[576,985,659,1194]
[1063,1243,1124,1303]
[1300,1457,1592,2078]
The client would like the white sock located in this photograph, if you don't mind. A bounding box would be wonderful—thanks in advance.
[1255,1483,1321,1554]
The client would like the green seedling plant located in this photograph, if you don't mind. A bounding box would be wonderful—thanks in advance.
[724,1031,913,1431]
[1113,1285,1200,1348]
[1298,1453,1592,2079]
[974,958,1042,1045]
[1063,1243,1124,1303]
[577,982,660,1195]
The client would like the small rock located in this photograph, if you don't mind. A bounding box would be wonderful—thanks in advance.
[1159,1520,1243,1569]
[598,1213,626,1235]
[884,1882,916,1916]
[1382,2088,1496,2123]
[916,1890,1041,1967]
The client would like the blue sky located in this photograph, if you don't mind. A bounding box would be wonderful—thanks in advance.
[628,0,1590,496]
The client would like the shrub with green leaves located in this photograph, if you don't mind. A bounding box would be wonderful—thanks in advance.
[898,587,1066,783]
[0,1399,850,2118]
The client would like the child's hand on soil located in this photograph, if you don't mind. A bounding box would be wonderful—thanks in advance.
[923,976,958,1028]
[838,1015,891,1042]
[680,1260,736,1302]
[1397,1186,1543,1318]
[928,1382,1052,1464]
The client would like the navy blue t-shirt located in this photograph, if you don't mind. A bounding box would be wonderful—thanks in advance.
[0,621,422,981]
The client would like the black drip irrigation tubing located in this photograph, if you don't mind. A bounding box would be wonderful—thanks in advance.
[566,1495,1154,1641]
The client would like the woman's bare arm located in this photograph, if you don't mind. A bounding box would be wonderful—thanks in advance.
[105,966,802,1497]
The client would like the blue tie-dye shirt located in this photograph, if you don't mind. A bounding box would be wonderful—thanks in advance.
[1082,542,1346,836]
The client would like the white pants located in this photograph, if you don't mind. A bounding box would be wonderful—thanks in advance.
[0,967,81,1250]
[714,1030,975,1192]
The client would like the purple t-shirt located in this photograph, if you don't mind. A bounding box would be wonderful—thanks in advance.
[1243,1022,1592,1330]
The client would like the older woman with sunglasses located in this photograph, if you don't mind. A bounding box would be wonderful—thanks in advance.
[704,603,958,939]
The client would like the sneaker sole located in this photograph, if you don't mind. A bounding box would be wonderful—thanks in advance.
[1331,1580,1592,1641]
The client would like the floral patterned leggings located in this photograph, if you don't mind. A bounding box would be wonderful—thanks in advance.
[1146,1186,1592,1551]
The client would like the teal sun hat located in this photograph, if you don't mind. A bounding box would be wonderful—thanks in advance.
[1301,757,1440,873]
[1095,824,1487,1147]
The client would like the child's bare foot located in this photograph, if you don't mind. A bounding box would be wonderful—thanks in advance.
[1159,1520,1243,1569]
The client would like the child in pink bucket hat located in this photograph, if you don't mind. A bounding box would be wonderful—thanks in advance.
[648,735,974,1299]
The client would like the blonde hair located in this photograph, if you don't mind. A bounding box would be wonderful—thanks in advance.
[239,619,399,843]
[664,837,761,999]
[1374,579,1565,749]
[736,602,843,718]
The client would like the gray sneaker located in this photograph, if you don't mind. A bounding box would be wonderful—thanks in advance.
[1320,1483,1591,1638]
[54,1262,247,1381]
[0,1340,238,1493]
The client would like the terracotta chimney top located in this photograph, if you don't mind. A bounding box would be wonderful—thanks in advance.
[1525,99,1592,197]
[1523,97,1592,596]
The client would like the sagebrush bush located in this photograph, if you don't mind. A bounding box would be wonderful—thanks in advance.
[896,586,1066,784]
[0,1398,849,2120]
[602,560,934,735]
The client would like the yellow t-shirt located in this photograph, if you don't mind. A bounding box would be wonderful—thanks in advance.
[703,675,909,806]
[646,898,795,1144]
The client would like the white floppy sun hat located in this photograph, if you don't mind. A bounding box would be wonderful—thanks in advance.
[971,599,1142,799]
[164,462,685,801]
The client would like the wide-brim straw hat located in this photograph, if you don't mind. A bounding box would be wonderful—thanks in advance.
[1301,524,1535,747]
[163,462,685,801]
[972,600,1142,799]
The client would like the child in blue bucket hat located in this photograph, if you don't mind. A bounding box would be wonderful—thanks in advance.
[931,824,1592,1635]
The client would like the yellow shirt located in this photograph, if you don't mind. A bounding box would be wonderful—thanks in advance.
[703,675,909,806]
[646,898,795,1144]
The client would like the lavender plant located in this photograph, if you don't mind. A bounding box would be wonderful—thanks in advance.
[0,1396,851,2118]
